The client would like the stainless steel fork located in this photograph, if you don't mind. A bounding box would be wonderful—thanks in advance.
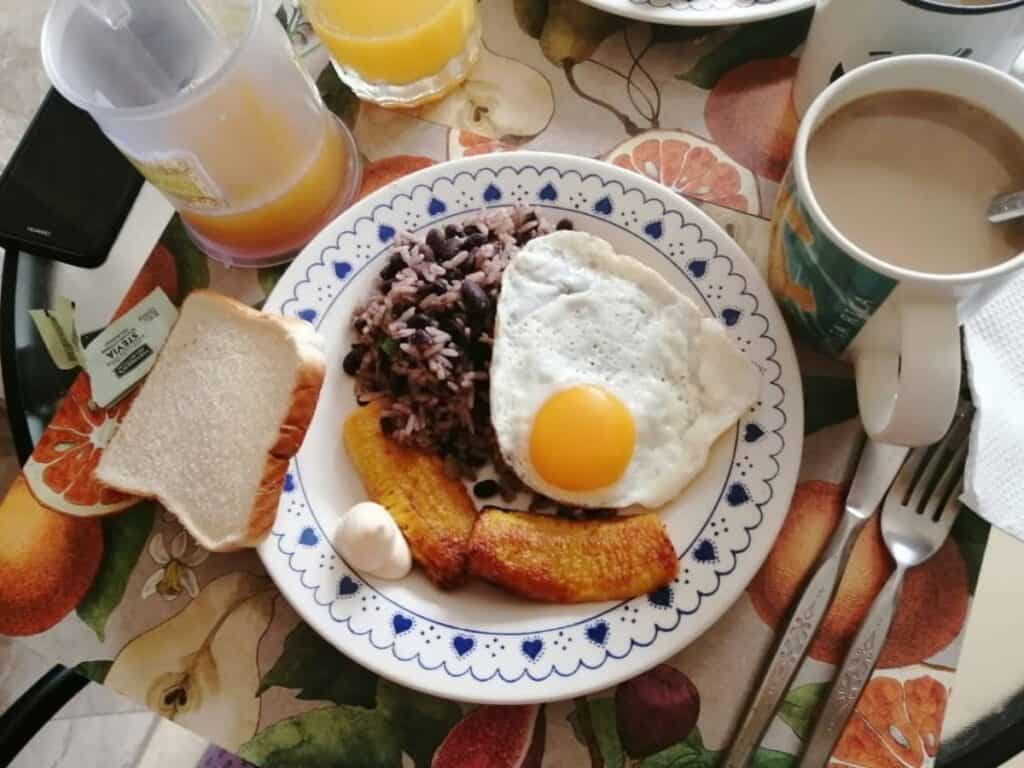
[798,406,973,767]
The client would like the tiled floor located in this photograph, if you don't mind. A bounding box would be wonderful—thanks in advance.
[0,637,211,768]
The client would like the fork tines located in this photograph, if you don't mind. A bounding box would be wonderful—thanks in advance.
[892,403,974,521]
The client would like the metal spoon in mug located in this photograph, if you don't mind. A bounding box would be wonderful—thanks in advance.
[988,190,1024,223]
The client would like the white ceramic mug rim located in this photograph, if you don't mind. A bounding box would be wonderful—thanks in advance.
[792,54,1024,287]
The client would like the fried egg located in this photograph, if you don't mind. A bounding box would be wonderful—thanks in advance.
[490,231,760,509]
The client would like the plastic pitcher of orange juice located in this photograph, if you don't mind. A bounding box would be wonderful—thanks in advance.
[41,0,360,267]
[305,0,480,107]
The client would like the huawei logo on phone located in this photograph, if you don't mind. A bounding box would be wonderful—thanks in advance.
[26,226,52,238]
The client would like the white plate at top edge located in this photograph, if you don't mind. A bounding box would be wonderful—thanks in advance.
[258,151,803,704]
[576,0,813,26]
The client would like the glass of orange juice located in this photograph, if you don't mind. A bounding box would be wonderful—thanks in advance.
[41,0,361,267]
[304,0,480,107]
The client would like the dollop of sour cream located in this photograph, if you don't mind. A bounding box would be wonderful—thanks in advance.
[334,502,412,580]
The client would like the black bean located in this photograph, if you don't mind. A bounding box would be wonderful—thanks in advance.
[463,224,481,236]
[556,218,574,230]
[379,279,392,294]
[473,479,499,499]
[468,341,491,366]
[380,415,398,435]
[438,317,463,340]
[406,314,431,329]
[353,317,367,333]
[444,224,461,238]
[342,347,364,376]
[412,329,432,346]
[464,233,487,250]
[389,374,408,396]
[426,228,446,253]
[460,279,490,316]
[380,251,406,280]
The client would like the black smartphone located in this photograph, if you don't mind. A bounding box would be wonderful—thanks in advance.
[0,89,143,268]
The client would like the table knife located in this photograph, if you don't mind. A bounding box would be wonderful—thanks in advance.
[720,437,910,768]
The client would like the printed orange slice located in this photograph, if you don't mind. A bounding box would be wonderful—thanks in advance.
[448,129,517,160]
[22,243,178,517]
[23,375,138,516]
[358,155,435,200]
[830,676,948,768]
[605,130,760,215]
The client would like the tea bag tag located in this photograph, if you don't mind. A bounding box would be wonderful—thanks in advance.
[29,297,86,371]
[84,288,178,408]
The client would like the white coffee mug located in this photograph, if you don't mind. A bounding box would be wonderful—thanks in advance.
[795,0,1024,115]
[771,55,1024,446]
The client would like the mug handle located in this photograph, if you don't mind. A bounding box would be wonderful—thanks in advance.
[852,299,960,446]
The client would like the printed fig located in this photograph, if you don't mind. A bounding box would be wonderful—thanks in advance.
[432,704,545,768]
[615,664,700,758]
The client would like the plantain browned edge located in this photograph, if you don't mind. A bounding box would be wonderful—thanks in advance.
[468,507,678,603]
[342,402,478,589]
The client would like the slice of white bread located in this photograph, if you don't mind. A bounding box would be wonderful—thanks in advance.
[96,290,325,551]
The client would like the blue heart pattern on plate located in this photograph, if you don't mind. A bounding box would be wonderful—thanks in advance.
[392,614,414,635]
[693,539,718,564]
[687,259,708,278]
[644,220,664,240]
[586,622,609,646]
[648,586,674,608]
[298,527,318,547]
[453,636,475,657]
[538,183,558,201]
[521,639,544,661]
[727,483,750,506]
[338,576,359,597]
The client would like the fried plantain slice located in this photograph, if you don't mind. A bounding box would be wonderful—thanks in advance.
[342,402,478,589]
[468,508,678,603]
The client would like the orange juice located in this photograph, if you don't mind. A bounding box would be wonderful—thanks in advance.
[181,116,353,258]
[307,0,479,105]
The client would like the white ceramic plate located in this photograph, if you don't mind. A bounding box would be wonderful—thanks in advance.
[577,0,813,26]
[258,152,803,704]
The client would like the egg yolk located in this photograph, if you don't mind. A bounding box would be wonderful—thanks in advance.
[529,385,636,492]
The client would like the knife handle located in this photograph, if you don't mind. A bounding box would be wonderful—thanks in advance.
[721,513,865,768]
[799,566,906,768]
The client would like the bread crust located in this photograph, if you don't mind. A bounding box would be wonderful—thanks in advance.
[95,291,326,551]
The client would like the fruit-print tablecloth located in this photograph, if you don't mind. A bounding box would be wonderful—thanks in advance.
[1,2,990,766]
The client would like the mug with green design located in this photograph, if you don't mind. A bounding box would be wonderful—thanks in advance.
[770,54,1024,446]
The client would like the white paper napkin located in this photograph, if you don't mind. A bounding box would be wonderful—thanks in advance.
[964,270,1024,539]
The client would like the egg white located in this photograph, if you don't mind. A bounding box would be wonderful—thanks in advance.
[490,231,760,509]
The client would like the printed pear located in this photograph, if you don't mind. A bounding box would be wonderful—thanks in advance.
[106,571,275,750]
